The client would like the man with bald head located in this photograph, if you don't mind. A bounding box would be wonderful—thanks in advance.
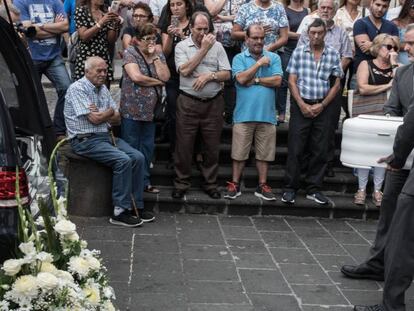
[224,24,282,200]
[64,56,153,227]
[172,12,231,199]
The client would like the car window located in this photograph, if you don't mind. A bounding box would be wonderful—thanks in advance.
[0,51,19,109]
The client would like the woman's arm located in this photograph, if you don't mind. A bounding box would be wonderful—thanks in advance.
[122,34,132,49]
[357,60,392,95]
[205,0,226,17]
[152,56,171,82]
[124,63,165,86]
[162,32,174,57]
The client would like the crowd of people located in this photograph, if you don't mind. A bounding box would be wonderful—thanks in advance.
[0,0,411,216]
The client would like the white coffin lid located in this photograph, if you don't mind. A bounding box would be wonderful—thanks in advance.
[342,115,403,135]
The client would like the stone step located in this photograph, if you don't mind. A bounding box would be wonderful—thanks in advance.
[149,163,369,194]
[143,186,379,220]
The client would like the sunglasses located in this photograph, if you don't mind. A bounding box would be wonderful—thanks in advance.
[382,44,398,52]
[141,36,157,42]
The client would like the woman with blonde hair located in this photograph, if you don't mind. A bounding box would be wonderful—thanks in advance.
[354,33,399,207]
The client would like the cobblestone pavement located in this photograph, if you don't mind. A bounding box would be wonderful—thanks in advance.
[72,214,414,311]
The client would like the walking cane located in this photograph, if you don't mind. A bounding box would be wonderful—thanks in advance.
[109,128,140,217]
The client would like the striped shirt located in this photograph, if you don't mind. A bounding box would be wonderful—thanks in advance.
[286,43,343,100]
[64,77,117,138]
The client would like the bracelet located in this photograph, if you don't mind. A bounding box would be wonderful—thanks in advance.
[95,22,101,29]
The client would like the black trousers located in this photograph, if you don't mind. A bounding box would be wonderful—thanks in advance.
[363,170,409,273]
[284,98,331,193]
[383,191,414,311]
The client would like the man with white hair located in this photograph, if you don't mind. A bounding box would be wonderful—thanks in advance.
[64,56,154,227]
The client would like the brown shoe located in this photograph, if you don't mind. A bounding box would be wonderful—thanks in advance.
[372,191,383,207]
[354,189,366,205]
[144,185,160,194]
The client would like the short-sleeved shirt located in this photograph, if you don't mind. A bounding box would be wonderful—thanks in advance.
[175,36,231,98]
[14,0,66,61]
[286,43,343,100]
[64,77,117,139]
[120,46,166,122]
[333,6,363,48]
[298,24,353,59]
[234,1,288,49]
[285,7,308,50]
[232,50,282,124]
[353,16,399,72]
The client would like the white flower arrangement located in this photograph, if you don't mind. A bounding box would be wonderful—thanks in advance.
[0,139,117,310]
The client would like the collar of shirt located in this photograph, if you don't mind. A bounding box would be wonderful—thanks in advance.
[187,35,199,48]
[303,43,328,56]
[243,48,265,58]
[80,76,104,95]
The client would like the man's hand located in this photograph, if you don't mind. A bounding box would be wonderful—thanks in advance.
[201,34,216,51]
[257,56,270,67]
[192,72,212,91]
[378,155,400,172]
[299,103,315,118]
[55,13,65,23]
[359,41,372,54]
[310,103,324,117]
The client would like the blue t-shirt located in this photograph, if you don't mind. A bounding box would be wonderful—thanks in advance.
[232,50,282,124]
[63,0,76,35]
[353,16,398,72]
[15,0,66,61]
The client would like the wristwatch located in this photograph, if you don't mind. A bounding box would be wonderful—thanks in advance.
[254,77,260,85]
[153,56,160,62]
[211,72,217,80]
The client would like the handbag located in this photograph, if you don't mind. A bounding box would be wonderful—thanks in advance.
[351,61,389,117]
[133,46,167,122]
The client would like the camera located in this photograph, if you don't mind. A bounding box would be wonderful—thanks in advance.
[14,22,37,38]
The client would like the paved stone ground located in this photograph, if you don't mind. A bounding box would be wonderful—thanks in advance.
[71,214,414,311]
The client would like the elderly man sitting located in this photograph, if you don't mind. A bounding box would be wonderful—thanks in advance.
[64,56,154,227]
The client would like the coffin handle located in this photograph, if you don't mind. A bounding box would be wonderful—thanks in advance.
[377,133,391,137]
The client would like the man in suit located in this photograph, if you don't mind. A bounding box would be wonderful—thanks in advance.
[353,102,414,311]
[340,25,414,284]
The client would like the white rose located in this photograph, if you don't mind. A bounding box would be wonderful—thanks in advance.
[103,300,116,311]
[19,241,36,256]
[2,259,24,276]
[37,272,59,290]
[55,270,74,283]
[68,256,90,277]
[83,285,100,305]
[80,240,88,249]
[54,220,76,236]
[103,286,115,299]
[86,256,101,271]
[67,232,79,242]
[36,252,54,263]
[12,275,38,297]
[40,262,58,274]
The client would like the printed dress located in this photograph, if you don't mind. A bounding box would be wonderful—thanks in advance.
[74,6,113,81]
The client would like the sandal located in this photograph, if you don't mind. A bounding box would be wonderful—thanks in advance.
[144,185,160,194]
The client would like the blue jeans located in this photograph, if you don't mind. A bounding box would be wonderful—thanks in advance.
[70,133,145,210]
[121,118,156,188]
[32,55,71,135]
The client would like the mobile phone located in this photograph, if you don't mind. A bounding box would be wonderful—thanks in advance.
[171,15,179,28]
[110,0,120,13]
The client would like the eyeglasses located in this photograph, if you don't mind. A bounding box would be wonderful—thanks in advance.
[141,36,157,42]
[382,44,398,52]
[132,14,149,19]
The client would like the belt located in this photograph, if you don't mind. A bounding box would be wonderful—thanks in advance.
[75,133,94,139]
[179,90,222,103]
[303,98,324,105]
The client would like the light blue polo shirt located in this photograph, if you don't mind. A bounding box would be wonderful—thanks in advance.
[232,49,282,125]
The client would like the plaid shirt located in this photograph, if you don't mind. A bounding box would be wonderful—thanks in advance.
[287,43,343,100]
[64,77,117,138]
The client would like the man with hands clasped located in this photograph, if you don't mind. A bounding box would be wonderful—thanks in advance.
[172,11,231,199]
[281,18,343,205]
[224,24,282,201]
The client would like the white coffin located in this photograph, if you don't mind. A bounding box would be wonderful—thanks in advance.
[340,115,414,170]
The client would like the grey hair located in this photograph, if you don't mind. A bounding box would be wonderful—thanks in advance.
[407,23,414,33]
[84,56,105,72]
[318,0,339,11]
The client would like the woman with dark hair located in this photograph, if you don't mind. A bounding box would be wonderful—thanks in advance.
[392,0,414,64]
[122,2,162,50]
[120,23,170,194]
[74,0,121,84]
[334,0,362,50]
[277,0,308,123]
[160,0,193,167]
